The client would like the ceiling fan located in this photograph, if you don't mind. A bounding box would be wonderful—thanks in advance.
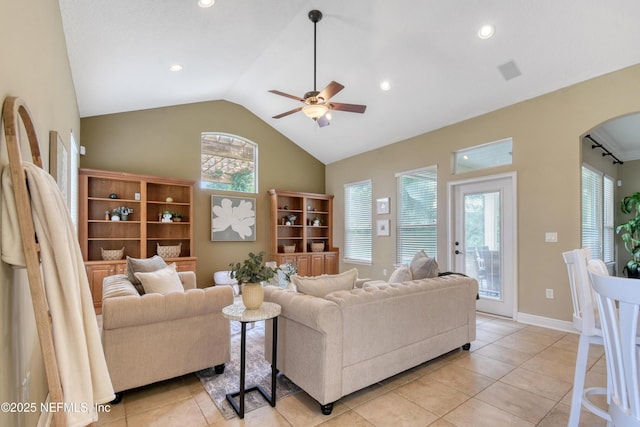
[269,10,367,127]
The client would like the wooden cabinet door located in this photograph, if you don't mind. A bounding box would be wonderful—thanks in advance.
[324,252,338,274]
[310,254,325,276]
[86,263,117,314]
[295,255,310,276]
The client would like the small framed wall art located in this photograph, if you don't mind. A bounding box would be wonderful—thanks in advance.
[376,197,390,215]
[211,195,256,241]
[376,219,390,236]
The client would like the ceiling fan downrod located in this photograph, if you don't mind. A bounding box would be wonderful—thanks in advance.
[309,10,322,94]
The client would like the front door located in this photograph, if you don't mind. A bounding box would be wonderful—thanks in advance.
[450,174,517,317]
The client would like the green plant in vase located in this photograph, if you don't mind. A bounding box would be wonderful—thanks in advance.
[616,191,640,278]
[229,251,276,309]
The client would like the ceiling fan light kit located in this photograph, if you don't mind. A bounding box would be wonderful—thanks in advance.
[269,9,367,127]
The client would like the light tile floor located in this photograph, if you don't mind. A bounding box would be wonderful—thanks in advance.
[92,314,609,426]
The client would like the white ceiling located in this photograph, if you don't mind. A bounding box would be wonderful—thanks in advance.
[58,0,640,164]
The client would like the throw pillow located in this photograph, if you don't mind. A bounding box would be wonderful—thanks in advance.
[292,268,358,298]
[126,255,168,294]
[388,265,412,283]
[409,250,439,280]
[134,263,184,295]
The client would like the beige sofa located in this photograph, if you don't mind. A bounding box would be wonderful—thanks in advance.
[101,271,233,399]
[263,274,478,414]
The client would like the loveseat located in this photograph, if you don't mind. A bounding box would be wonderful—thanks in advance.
[263,271,478,414]
[101,267,233,399]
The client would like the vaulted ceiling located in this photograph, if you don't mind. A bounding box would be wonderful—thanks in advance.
[59,0,640,164]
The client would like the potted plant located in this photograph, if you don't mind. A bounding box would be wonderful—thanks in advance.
[616,191,640,278]
[111,206,133,221]
[172,212,183,222]
[229,251,276,309]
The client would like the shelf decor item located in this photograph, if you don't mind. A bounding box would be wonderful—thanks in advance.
[101,247,124,261]
[229,251,276,309]
[157,242,182,259]
[283,245,296,253]
[311,242,325,252]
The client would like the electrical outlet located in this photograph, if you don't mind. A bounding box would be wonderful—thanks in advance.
[382,268,388,277]
[545,289,554,299]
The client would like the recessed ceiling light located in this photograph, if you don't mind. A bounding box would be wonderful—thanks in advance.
[478,24,495,39]
[169,64,183,72]
[380,80,391,91]
[198,0,214,7]
[325,113,332,121]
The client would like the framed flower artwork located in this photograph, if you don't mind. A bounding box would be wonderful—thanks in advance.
[211,195,256,241]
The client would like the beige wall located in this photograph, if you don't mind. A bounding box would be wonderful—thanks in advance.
[0,1,80,425]
[326,64,640,323]
[80,101,325,286]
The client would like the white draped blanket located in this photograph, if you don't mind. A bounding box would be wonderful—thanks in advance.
[1,162,114,427]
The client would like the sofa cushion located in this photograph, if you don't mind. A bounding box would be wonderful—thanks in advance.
[292,268,358,297]
[134,263,184,295]
[126,255,168,294]
[388,265,412,283]
[409,250,439,280]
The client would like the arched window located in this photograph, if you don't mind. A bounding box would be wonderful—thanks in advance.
[200,133,257,193]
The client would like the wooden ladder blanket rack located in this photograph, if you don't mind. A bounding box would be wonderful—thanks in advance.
[2,96,66,426]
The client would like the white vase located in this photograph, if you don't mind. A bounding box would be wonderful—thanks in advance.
[242,282,264,309]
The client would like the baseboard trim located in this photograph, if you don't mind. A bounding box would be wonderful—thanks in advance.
[516,312,575,333]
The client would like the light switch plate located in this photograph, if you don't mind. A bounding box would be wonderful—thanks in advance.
[545,232,558,243]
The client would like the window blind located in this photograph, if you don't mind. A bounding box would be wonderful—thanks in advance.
[396,166,437,264]
[581,164,613,262]
[344,180,372,263]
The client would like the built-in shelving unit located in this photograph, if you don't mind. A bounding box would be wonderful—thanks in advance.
[268,189,338,276]
[79,168,196,312]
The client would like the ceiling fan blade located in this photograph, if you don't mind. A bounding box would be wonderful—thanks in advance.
[317,115,330,127]
[273,106,303,119]
[329,102,367,114]
[318,81,344,102]
[269,90,305,102]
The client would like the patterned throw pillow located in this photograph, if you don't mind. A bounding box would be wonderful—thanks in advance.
[409,250,439,280]
[388,265,413,283]
[134,263,184,295]
[126,255,168,294]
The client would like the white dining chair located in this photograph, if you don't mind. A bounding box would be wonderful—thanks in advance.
[589,270,640,426]
[563,248,611,425]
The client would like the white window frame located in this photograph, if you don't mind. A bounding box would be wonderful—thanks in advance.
[581,164,615,263]
[396,166,438,265]
[344,179,372,264]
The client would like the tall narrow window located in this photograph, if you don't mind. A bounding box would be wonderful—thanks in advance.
[396,166,437,264]
[201,133,257,193]
[344,180,372,263]
[582,164,614,263]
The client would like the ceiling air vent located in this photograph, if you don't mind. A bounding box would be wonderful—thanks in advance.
[498,60,522,81]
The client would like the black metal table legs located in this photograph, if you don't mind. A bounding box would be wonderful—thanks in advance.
[225,317,278,419]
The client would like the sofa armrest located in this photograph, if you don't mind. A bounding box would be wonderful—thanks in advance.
[178,271,196,290]
[263,287,341,333]
[103,285,233,330]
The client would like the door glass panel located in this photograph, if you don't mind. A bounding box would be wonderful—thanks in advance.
[463,191,502,300]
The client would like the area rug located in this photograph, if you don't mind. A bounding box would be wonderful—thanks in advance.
[196,320,301,419]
